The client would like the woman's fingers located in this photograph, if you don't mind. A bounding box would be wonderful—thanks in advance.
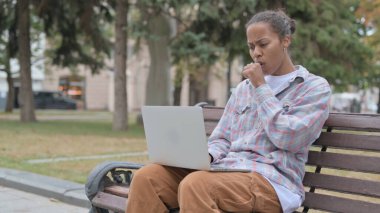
[241,62,265,87]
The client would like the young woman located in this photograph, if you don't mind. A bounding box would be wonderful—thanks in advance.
[126,10,331,213]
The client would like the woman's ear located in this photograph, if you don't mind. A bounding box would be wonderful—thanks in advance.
[282,35,291,48]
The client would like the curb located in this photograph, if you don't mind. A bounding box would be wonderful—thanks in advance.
[0,168,91,209]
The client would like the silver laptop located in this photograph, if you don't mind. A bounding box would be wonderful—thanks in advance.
[141,106,250,172]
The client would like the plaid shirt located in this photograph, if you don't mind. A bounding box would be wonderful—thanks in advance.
[208,65,331,198]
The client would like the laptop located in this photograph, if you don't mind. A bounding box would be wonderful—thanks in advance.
[141,106,250,172]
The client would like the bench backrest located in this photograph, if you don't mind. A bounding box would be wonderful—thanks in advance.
[89,106,380,213]
[202,106,380,213]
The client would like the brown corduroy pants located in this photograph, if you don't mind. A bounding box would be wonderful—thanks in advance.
[126,164,281,213]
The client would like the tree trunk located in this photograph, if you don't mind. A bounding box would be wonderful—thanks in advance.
[113,0,128,131]
[5,51,14,112]
[377,86,380,114]
[173,67,184,106]
[18,0,36,122]
[189,66,210,106]
[226,53,233,100]
[145,13,172,106]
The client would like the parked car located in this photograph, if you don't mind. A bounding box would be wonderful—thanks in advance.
[33,91,77,110]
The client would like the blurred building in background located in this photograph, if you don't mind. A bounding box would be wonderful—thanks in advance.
[330,88,379,113]
[40,41,241,111]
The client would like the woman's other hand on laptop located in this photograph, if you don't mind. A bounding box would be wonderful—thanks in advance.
[209,153,214,163]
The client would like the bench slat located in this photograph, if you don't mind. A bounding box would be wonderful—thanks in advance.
[307,151,380,173]
[303,172,380,198]
[202,107,224,121]
[303,192,380,213]
[314,132,380,151]
[205,121,219,136]
[325,113,380,131]
[92,191,126,213]
[202,111,380,131]
[104,185,130,198]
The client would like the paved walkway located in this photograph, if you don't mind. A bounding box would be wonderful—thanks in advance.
[0,168,91,212]
[0,186,88,212]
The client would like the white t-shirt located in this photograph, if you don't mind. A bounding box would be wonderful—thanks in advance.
[264,71,298,94]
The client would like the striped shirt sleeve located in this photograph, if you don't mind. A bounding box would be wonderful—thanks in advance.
[254,78,331,153]
[207,87,238,162]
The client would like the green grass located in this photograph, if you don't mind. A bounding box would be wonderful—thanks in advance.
[0,119,145,137]
[0,110,148,184]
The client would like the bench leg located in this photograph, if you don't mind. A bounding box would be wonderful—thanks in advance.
[90,206,114,213]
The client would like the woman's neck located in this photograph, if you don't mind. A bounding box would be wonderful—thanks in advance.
[274,55,295,76]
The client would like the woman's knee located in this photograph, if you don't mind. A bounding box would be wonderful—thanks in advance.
[178,171,219,210]
[179,171,214,192]
[131,164,166,184]
[136,163,166,175]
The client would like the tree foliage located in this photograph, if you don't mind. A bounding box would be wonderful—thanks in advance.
[285,0,374,91]
[172,0,258,103]
[0,0,18,59]
[173,0,376,92]
[128,0,376,104]
[1,0,116,118]
[186,0,258,61]
[32,0,113,73]
[0,0,18,112]
[3,0,376,114]
[355,0,380,87]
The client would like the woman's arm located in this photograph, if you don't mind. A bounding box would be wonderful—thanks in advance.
[255,77,331,153]
[207,87,238,162]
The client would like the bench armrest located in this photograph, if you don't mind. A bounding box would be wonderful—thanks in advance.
[85,161,144,201]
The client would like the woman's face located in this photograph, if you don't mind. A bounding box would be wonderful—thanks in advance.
[246,22,291,76]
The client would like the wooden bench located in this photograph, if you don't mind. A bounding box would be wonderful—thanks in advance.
[85,105,380,213]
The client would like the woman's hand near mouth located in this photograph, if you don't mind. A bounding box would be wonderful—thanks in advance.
[242,62,266,88]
